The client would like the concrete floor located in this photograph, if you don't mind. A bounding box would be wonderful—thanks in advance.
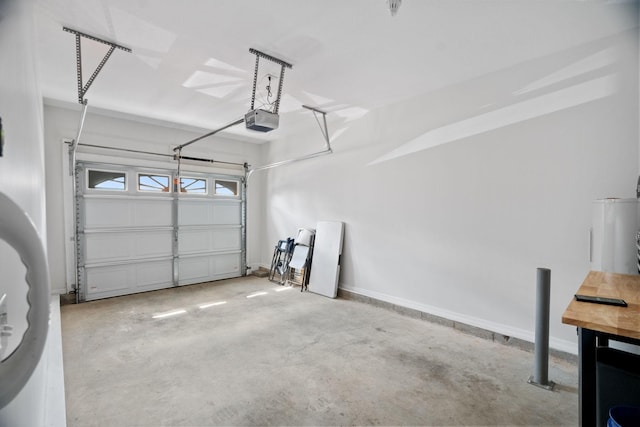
[61,276,578,426]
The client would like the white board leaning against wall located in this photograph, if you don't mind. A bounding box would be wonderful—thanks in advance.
[308,221,344,298]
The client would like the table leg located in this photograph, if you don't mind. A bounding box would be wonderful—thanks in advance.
[579,327,596,427]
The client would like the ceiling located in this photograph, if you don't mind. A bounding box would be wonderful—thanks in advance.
[34,0,638,143]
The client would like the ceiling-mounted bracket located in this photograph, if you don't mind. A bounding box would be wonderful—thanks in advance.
[63,27,132,104]
[246,105,333,180]
[302,105,332,151]
[248,48,292,115]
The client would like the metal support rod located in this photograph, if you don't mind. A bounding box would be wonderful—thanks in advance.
[250,55,259,111]
[69,101,89,175]
[248,148,332,178]
[273,65,286,114]
[173,118,244,152]
[241,165,248,276]
[70,101,88,302]
[73,163,84,303]
[176,148,182,179]
[300,104,326,114]
[63,27,131,52]
[321,112,329,149]
[175,155,243,167]
[64,26,131,104]
[176,48,292,153]
[534,267,551,382]
[248,48,292,114]
[75,34,83,104]
[172,150,181,286]
[303,105,331,150]
[64,101,89,301]
[74,142,245,167]
[247,105,332,180]
[248,48,293,69]
[81,45,115,99]
[528,267,555,390]
[80,143,172,159]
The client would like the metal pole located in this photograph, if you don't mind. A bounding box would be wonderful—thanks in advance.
[534,267,550,383]
[528,267,555,390]
[75,33,83,104]
[69,101,89,175]
[246,105,333,180]
[173,118,244,152]
[76,143,246,167]
[172,150,181,287]
[303,105,332,150]
[250,55,259,111]
[70,101,88,303]
[246,148,332,180]
[241,164,248,276]
[273,65,286,114]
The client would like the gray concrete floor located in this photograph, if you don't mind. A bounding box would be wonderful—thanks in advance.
[61,276,578,426]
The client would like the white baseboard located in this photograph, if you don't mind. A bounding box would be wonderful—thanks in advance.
[340,284,577,356]
[45,297,66,426]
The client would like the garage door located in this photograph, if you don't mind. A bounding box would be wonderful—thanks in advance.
[76,162,245,301]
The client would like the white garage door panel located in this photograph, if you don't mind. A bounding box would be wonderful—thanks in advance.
[133,200,172,227]
[85,198,132,229]
[211,228,241,250]
[178,201,209,225]
[86,267,129,295]
[134,231,173,257]
[77,163,245,301]
[179,227,240,254]
[176,195,242,285]
[214,253,241,275]
[213,204,241,225]
[178,256,211,283]
[86,260,173,301]
[85,234,129,263]
[178,253,241,285]
[85,231,172,264]
[85,198,171,229]
[178,201,241,226]
[178,229,210,254]
[135,261,173,288]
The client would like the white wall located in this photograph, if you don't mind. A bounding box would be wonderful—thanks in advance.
[44,103,265,294]
[0,0,60,425]
[261,6,639,353]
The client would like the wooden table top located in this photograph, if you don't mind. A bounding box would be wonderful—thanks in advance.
[562,271,640,339]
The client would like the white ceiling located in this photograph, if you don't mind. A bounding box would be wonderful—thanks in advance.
[34,0,637,143]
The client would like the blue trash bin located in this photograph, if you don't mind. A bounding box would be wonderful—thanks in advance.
[608,406,640,427]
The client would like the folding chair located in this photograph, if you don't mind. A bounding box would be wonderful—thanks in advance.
[269,237,294,284]
[286,228,315,291]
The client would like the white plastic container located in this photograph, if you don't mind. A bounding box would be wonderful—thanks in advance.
[591,198,640,356]
[591,198,639,275]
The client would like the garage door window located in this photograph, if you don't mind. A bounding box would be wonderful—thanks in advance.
[180,177,207,194]
[87,169,126,191]
[138,174,170,192]
[214,179,238,196]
